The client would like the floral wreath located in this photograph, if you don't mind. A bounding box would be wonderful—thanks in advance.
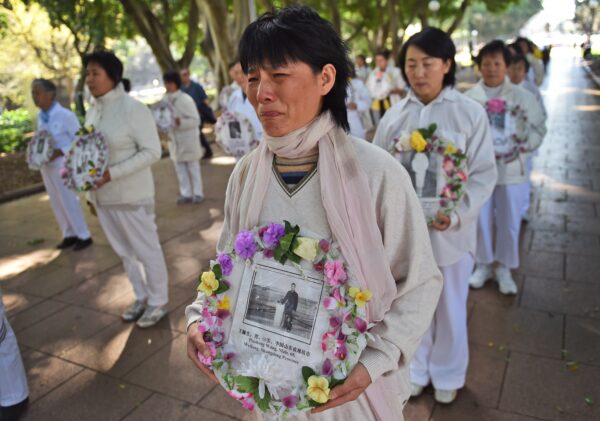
[215,111,260,158]
[389,123,468,222]
[195,221,372,417]
[26,129,54,170]
[485,98,529,163]
[150,100,175,134]
[62,126,108,192]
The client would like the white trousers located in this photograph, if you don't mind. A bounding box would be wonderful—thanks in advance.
[40,157,91,239]
[410,254,474,390]
[476,183,528,269]
[96,203,169,307]
[174,161,203,198]
[0,295,29,407]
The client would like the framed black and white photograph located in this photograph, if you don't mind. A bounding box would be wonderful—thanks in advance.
[228,121,242,139]
[26,129,54,170]
[489,111,514,156]
[215,111,258,159]
[150,100,175,134]
[242,263,323,344]
[399,150,442,218]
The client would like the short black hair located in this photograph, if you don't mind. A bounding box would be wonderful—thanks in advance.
[83,50,123,86]
[356,54,366,61]
[121,78,131,92]
[398,27,456,87]
[239,5,352,131]
[163,71,182,89]
[31,79,57,97]
[515,37,532,53]
[375,49,390,60]
[510,53,530,72]
[476,40,511,67]
[507,42,524,56]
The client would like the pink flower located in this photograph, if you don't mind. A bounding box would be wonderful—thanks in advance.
[321,330,337,351]
[242,397,255,411]
[324,261,347,286]
[456,171,468,182]
[334,341,348,360]
[198,341,217,365]
[486,98,506,114]
[323,287,346,310]
[319,239,330,253]
[282,395,298,409]
[263,249,274,258]
[329,316,342,329]
[59,167,69,178]
[313,261,325,272]
[442,157,455,173]
[321,358,333,376]
[441,185,457,200]
[354,317,368,333]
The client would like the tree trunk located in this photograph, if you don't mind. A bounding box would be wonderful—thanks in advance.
[446,0,470,35]
[75,59,87,117]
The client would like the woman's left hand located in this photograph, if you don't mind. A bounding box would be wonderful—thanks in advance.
[311,363,372,414]
[94,169,111,189]
[430,210,451,231]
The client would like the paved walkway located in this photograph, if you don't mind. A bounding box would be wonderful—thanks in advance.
[1,47,599,421]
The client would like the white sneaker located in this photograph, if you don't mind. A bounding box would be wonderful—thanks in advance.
[410,383,424,397]
[136,305,168,328]
[434,389,457,404]
[469,264,493,289]
[495,266,518,295]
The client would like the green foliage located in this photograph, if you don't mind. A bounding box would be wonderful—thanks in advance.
[464,0,543,41]
[0,108,33,152]
[274,220,302,265]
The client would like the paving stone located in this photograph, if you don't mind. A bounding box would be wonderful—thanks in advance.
[1,291,43,316]
[522,213,565,232]
[531,231,600,255]
[156,301,190,334]
[198,385,253,420]
[516,251,564,280]
[566,216,600,235]
[166,254,203,288]
[403,392,435,420]
[521,277,600,319]
[8,299,68,332]
[566,254,600,283]
[469,305,563,359]
[61,322,177,377]
[1,264,89,298]
[565,316,600,367]
[17,305,119,356]
[124,334,216,403]
[21,349,84,403]
[432,395,541,420]
[22,369,151,421]
[500,352,600,421]
[124,393,242,421]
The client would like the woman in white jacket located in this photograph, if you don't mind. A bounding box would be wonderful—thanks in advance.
[373,27,497,404]
[346,68,371,139]
[84,51,169,328]
[162,71,204,204]
[466,41,546,295]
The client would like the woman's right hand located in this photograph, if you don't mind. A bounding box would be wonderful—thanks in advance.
[186,322,219,384]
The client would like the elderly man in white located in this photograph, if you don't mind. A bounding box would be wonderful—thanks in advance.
[31,79,92,251]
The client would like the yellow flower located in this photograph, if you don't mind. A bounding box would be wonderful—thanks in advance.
[307,375,330,404]
[198,271,219,296]
[217,295,230,311]
[410,131,428,152]
[444,143,457,155]
[349,287,373,307]
[88,168,98,177]
[293,237,319,262]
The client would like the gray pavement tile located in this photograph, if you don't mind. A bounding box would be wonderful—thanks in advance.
[500,352,600,421]
[432,396,542,420]
[522,213,566,232]
[156,301,190,334]
[538,199,596,217]
[404,393,435,421]
[469,303,563,358]
[17,305,119,356]
[1,264,89,298]
[21,369,152,421]
[21,349,84,403]
[565,316,600,367]
[124,334,216,403]
[566,215,600,235]
[60,321,177,377]
[1,291,43,316]
[165,254,203,288]
[8,298,68,333]
[566,254,600,283]
[521,277,600,319]
[531,231,600,255]
[516,251,564,280]
[123,393,243,421]
[198,385,255,420]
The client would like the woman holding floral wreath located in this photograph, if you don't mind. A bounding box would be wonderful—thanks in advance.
[185,6,442,420]
[373,27,497,404]
[465,41,546,295]
[84,51,170,328]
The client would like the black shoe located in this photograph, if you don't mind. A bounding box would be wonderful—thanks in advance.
[56,236,78,249]
[1,397,29,421]
[73,238,93,251]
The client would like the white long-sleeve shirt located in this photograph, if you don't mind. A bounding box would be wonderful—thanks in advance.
[36,102,81,155]
[373,87,498,267]
[366,67,406,103]
[519,79,547,120]
[346,78,371,139]
[226,87,263,140]
[466,80,547,185]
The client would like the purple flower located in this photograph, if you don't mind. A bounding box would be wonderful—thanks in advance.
[329,316,342,329]
[319,239,330,253]
[224,352,236,361]
[334,341,348,360]
[282,395,298,409]
[321,358,333,376]
[262,223,285,248]
[217,253,233,276]
[263,249,274,259]
[234,230,257,259]
[354,317,367,333]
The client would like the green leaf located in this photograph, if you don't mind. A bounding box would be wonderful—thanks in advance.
[308,399,322,408]
[234,376,258,393]
[329,377,346,389]
[278,232,296,253]
[214,281,229,295]
[302,366,315,383]
[88,160,95,167]
[255,388,272,412]
[212,264,223,280]
[27,238,45,246]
